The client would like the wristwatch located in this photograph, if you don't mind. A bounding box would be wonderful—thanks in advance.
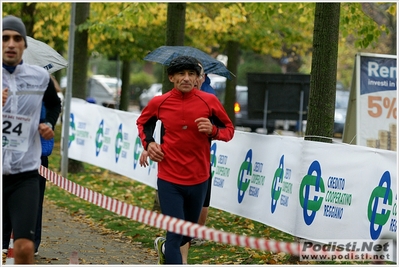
[44,122,53,129]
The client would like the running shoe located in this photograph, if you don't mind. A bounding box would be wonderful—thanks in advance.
[154,237,166,264]
[190,238,206,246]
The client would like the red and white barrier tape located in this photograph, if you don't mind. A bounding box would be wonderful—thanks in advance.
[5,232,14,265]
[39,166,381,259]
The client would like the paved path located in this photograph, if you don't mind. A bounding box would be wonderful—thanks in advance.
[3,198,157,265]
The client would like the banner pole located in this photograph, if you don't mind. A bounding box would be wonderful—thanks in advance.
[61,3,76,178]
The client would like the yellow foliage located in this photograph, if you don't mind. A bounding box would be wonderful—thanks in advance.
[299,16,307,23]
[252,253,261,258]
[271,50,283,58]
[3,1,392,84]
[137,16,149,28]
[247,223,254,230]
[387,4,396,16]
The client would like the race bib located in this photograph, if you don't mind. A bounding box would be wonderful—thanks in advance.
[2,113,32,152]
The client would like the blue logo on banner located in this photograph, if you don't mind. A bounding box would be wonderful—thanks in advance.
[95,119,104,156]
[299,161,325,225]
[69,113,75,148]
[368,171,393,240]
[210,142,217,178]
[115,124,123,163]
[271,155,284,213]
[237,149,252,203]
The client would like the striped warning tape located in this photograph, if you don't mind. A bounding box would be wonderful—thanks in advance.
[5,232,14,265]
[39,166,380,260]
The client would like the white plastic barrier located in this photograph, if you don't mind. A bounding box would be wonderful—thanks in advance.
[66,98,397,244]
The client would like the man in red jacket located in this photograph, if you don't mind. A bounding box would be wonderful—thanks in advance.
[137,56,234,264]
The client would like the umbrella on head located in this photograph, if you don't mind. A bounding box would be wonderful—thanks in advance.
[144,46,234,79]
[23,36,68,74]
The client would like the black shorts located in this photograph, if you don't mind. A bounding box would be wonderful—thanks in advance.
[203,175,212,207]
[3,170,40,242]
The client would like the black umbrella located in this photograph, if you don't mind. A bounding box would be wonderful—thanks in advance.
[144,46,234,79]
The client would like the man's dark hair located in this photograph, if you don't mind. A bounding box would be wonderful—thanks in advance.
[167,56,202,76]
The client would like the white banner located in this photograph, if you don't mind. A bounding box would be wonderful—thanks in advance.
[67,98,397,243]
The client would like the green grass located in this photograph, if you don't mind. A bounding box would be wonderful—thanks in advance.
[44,124,393,265]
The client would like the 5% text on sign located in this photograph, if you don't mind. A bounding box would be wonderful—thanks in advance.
[368,96,397,119]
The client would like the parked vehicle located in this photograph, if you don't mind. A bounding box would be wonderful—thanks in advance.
[334,90,350,136]
[208,74,227,101]
[234,85,276,133]
[87,75,121,108]
[139,83,162,110]
[297,89,350,136]
[205,75,274,133]
[60,75,121,108]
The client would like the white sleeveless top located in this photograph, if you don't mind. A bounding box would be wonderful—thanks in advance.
[2,63,50,175]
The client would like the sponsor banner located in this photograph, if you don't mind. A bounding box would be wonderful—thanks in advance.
[298,141,397,242]
[209,132,302,236]
[67,98,397,243]
[67,99,159,188]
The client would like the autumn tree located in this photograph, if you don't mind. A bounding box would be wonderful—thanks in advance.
[184,3,315,122]
[3,2,395,130]
[184,2,395,133]
[80,3,167,110]
[361,3,396,55]
[305,3,341,143]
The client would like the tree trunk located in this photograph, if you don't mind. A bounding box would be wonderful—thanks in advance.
[119,60,131,111]
[305,3,340,143]
[224,41,239,125]
[72,2,90,100]
[153,3,187,212]
[161,3,186,93]
[69,2,90,173]
[21,3,36,36]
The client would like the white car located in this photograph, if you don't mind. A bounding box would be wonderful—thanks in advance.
[60,75,121,108]
[139,83,162,110]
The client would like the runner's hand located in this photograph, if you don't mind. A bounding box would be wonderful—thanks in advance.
[140,150,149,167]
[195,117,212,135]
[38,123,54,140]
[2,88,8,106]
[147,142,164,162]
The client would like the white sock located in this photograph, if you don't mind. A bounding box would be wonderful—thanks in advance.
[162,243,165,254]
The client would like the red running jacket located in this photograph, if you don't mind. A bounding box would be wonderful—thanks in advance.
[137,88,234,186]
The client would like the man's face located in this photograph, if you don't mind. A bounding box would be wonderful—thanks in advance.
[3,30,25,66]
[168,70,199,93]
